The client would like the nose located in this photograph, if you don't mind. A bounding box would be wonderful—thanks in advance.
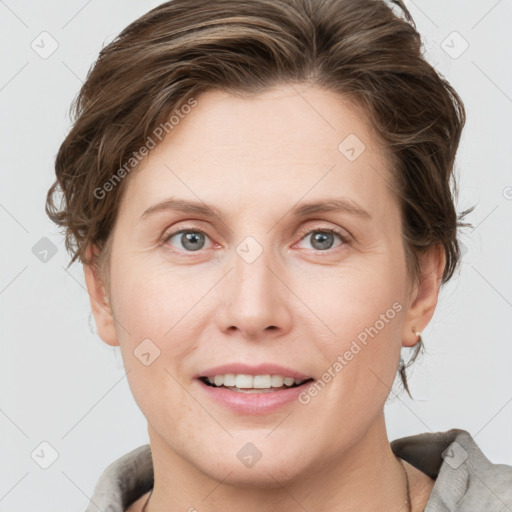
[215,245,293,341]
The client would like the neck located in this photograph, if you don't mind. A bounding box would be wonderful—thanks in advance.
[146,413,409,512]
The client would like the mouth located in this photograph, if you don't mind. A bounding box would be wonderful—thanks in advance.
[198,374,315,393]
[194,365,316,414]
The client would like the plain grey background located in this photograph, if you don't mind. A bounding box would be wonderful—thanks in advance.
[1,1,511,510]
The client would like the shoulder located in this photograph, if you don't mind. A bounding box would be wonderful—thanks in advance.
[392,428,512,511]
[85,444,154,512]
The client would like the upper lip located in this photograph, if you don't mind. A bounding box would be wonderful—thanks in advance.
[196,363,313,381]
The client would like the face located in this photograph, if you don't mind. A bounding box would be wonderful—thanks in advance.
[86,84,441,486]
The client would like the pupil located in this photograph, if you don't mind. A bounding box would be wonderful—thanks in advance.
[182,232,204,251]
[311,232,333,250]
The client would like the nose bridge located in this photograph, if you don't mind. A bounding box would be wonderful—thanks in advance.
[219,234,288,336]
[232,235,277,309]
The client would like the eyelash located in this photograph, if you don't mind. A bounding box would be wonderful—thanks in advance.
[160,224,350,255]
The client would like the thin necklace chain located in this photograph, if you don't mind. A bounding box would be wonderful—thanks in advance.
[399,457,412,512]
[141,458,411,512]
[141,489,152,512]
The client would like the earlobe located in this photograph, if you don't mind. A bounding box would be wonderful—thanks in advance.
[402,244,445,348]
[83,244,119,347]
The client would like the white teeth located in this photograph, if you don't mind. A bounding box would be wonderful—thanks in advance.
[235,374,253,388]
[204,374,307,389]
[253,375,272,388]
[223,373,236,386]
[271,375,284,387]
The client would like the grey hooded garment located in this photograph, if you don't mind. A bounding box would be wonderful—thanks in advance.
[84,428,512,511]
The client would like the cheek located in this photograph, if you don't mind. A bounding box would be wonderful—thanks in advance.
[109,265,201,433]
[111,258,189,336]
[305,256,407,399]
[309,256,405,340]
[109,257,223,405]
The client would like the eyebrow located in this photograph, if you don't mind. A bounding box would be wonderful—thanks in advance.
[140,197,371,222]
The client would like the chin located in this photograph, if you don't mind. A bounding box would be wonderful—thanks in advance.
[207,460,308,489]
[186,438,313,489]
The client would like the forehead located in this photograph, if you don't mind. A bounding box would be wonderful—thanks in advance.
[118,84,398,224]
[163,85,386,159]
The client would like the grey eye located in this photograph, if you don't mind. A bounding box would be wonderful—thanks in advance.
[167,230,207,251]
[309,231,335,250]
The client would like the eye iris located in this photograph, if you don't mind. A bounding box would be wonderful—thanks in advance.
[310,231,334,250]
[181,231,205,251]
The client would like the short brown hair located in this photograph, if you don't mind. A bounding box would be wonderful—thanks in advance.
[46,0,474,396]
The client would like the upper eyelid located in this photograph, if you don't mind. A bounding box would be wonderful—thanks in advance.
[296,224,350,239]
[162,221,347,238]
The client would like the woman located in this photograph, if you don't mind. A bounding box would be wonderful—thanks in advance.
[45,0,512,510]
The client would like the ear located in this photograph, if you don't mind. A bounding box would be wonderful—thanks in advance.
[83,244,119,347]
[402,244,446,347]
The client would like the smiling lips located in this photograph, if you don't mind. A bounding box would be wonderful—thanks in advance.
[197,362,313,391]
[201,373,310,392]
[196,363,315,412]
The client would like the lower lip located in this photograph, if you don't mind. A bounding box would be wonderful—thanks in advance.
[196,379,313,415]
